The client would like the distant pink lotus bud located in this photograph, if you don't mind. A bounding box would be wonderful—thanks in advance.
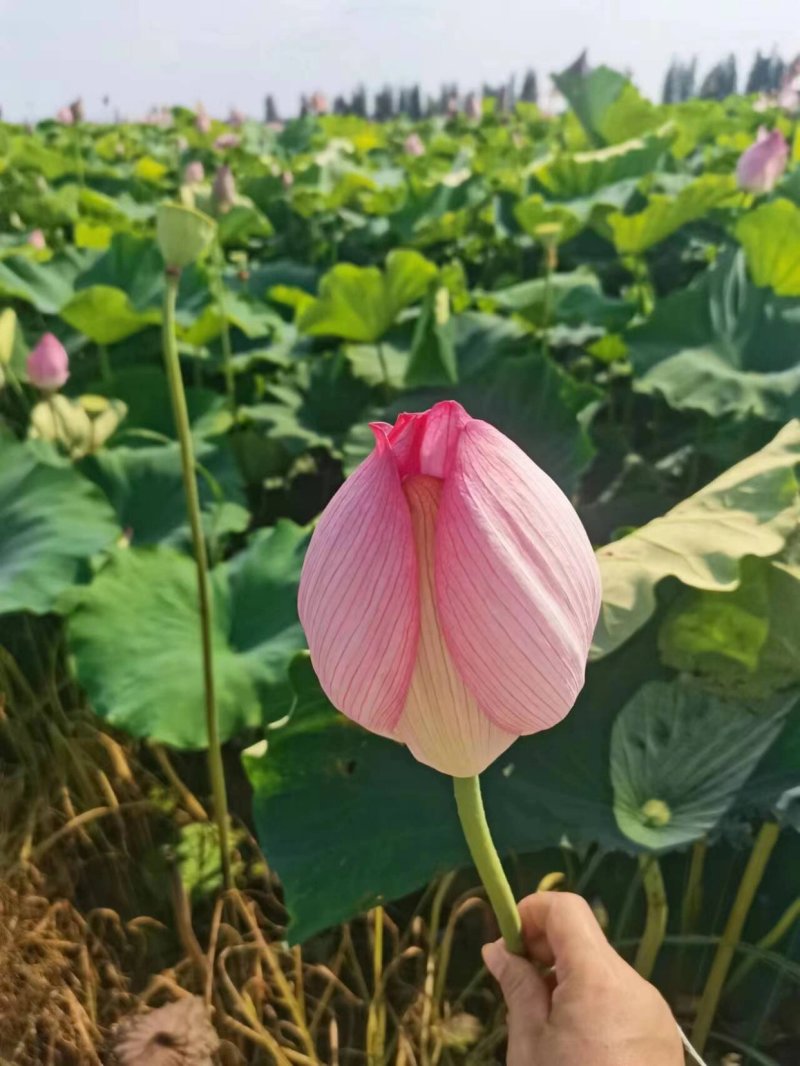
[266,120,284,133]
[777,85,800,114]
[70,98,84,123]
[212,165,236,210]
[404,132,425,157]
[228,108,246,127]
[736,127,789,193]
[310,92,328,115]
[195,106,211,134]
[183,160,205,184]
[298,401,601,777]
[213,132,240,150]
[465,93,482,122]
[27,333,70,391]
[282,170,294,188]
[175,135,189,153]
[56,106,74,125]
[28,229,46,250]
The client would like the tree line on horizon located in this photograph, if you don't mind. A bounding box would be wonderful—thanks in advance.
[262,47,800,123]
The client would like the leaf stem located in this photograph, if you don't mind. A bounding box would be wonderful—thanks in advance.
[634,853,667,979]
[691,821,780,1053]
[162,269,232,890]
[212,243,236,411]
[453,774,522,954]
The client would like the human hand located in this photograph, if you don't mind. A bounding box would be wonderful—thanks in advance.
[482,892,684,1066]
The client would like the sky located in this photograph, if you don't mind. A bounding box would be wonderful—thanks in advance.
[0,0,795,122]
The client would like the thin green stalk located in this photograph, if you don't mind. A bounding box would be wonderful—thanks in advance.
[376,341,391,401]
[453,775,522,954]
[634,854,668,980]
[692,822,780,1053]
[681,838,708,935]
[162,269,232,890]
[98,345,112,385]
[212,244,236,410]
[726,895,800,995]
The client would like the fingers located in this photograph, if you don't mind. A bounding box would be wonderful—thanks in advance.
[517,892,615,982]
[482,939,550,1030]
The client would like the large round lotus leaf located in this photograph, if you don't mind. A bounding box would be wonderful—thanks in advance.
[610,680,793,850]
[0,439,119,615]
[67,521,310,748]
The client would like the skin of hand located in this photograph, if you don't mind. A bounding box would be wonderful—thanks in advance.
[482,892,684,1066]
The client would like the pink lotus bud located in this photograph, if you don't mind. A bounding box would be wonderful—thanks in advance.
[213,132,240,150]
[465,93,482,122]
[212,165,236,210]
[28,229,46,250]
[183,160,205,184]
[228,108,245,127]
[27,333,70,391]
[196,107,211,134]
[56,106,74,125]
[736,127,789,193]
[282,170,294,188]
[298,401,601,777]
[777,86,800,114]
[310,91,328,115]
[404,132,425,157]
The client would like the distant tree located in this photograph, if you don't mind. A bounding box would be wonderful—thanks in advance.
[520,69,538,103]
[408,85,422,120]
[746,51,770,93]
[264,94,279,122]
[351,85,367,118]
[333,95,348,115]
[299,94,310,118]
[766,53,786,92]
[699,54,737,100]
[374,85,395,121]
[662,57,698,102]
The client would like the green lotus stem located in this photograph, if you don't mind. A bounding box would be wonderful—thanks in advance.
[212,244,236,411]
[681,837,708,934]
[453,774,523,954]
[98,344,112,384]
[162,269,232,890]
[692,822,780,1053]
[725,894,800,995]
[634,854,668,979]
[376,341,391,400]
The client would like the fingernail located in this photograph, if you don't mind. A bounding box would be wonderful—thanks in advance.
[482,939,505,979]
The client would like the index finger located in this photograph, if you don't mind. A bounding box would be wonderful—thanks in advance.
[518,892,613,982]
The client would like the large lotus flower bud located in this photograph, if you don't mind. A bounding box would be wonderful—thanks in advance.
[27,333,69,391]
[736,128,789,193]
[212,165,236,211]
[183,160,205,185]
[404,132,425,157]
[298,401,601,777]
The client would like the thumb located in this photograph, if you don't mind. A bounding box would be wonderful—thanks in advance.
[482,939,550,1028]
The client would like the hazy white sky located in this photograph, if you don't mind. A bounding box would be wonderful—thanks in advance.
[0,0,794,121]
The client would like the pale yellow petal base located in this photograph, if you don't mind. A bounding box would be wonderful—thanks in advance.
[394,476,517,776]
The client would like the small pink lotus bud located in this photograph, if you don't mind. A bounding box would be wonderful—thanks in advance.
[310,92,329,115]
[56,106,74,125]
[195,107,211,134]
[777,85,800,114]
[228,108,246,127]
[212,165,236,210]
[736,127,789,193]
[28,229,46,250]
[465,93,482,122]
[27,333,70,391]
[183,160,205,185]
[213,132,240,150]
[404,132,425,157]
[282,170,294,188]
